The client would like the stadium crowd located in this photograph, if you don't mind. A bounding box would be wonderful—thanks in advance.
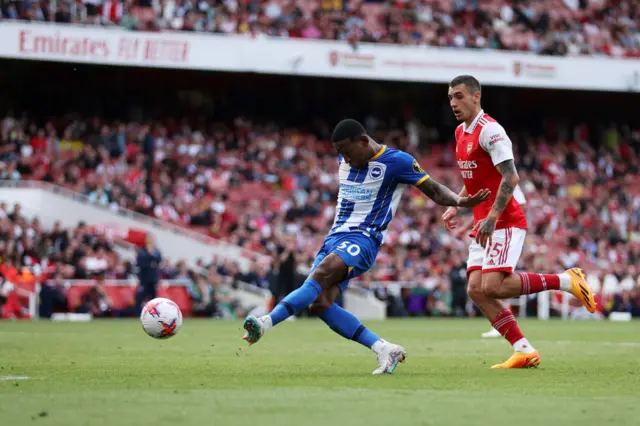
[0,203,251,319]
[1,0,639,57]
[1,110,640,319]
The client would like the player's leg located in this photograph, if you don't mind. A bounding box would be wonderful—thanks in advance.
[465,242,504,320]
[469,270,539,368]
[467,270,507,325]
[309,234,406,374]
[242,251,344,344]
[480,229,596,312]
[486,271,596,313]
[309,285,406,375]
[474,229,539,368]
[481,298,510,337]
[309,285,382,349]
[481,271,540,369]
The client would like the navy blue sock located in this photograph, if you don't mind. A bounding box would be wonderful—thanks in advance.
[319,303,381,349]
[269,278,323,326]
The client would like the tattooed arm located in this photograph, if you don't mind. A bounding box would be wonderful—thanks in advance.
[396,152,489,208]
[417,178,460,206]
[418,178,490,208]
[473,159,519,247]
[488,160,519,220]
[472,121,519,247]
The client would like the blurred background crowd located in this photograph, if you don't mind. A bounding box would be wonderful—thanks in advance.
[1,0,639,320]
[2,0,640,57]
[1,96,639,318]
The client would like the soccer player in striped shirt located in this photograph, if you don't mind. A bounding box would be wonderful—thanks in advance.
[242,118,490,375]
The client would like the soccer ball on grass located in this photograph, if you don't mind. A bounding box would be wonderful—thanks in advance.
[140,297,183,339]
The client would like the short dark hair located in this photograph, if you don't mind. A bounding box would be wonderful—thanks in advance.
[331,119,366,143]
[449,75,481,94]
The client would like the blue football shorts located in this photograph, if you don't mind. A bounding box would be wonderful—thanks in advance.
[309,232,380,293]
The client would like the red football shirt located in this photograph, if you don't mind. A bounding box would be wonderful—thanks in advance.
[455,110,528,235]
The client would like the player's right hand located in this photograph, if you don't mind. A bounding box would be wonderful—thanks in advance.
[442,207,459,231]
[457,189,491,209]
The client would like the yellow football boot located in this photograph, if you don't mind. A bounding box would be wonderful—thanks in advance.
[566,268,596,313]
[491,351,541,369]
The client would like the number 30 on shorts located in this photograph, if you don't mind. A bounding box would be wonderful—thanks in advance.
[337,241,361,256]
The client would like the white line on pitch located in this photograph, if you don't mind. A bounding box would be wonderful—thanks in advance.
[474,339,640,347]
[0,376,32,381]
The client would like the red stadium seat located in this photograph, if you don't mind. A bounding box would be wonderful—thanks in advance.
[158,286,193,317]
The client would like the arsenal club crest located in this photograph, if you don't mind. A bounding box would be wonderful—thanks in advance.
[329,51,339,67]
[467,143,473,154]
[513,61,522,77]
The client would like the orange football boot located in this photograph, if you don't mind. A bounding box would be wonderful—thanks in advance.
[566,268,597,313]
[491,351,541,369]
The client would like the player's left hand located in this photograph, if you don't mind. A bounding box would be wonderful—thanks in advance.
[472,217,497,248]
[457,189,491,208]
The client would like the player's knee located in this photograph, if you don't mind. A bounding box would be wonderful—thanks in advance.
[467,280,484,302]
[482,279,508,299]
[308,291,333,316]
[309,254,347,288]
[308,302,329,317]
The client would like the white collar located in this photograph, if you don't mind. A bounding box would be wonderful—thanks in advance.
[464,110,484,134]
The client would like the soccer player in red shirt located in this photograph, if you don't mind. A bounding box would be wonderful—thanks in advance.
[442,75,597,368]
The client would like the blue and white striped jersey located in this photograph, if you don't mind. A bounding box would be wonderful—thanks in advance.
[329,145,430,244]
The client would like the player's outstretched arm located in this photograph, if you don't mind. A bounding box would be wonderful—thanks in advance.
[442,186,468,231]
[417,178,490,207]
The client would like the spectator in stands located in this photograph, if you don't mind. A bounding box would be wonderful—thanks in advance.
[75,279,112,317]
[0,279,28,319]
[271,234,298,304]
[211,269,241,318]
[190,268,216,317]
[404,283,430,317]
[448,253,468,317]
[39,272,68,319]
[135,234,162,314]
[5,0,638,57]
[428,279,452,317]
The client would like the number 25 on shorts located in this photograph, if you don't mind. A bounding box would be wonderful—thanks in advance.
[337,241,361,256]
[487,242,504,259]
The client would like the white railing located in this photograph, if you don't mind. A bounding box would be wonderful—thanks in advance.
[359,281,583,320]
[0,180,271,269]
[0,179,241,249]
[14,286,40,319]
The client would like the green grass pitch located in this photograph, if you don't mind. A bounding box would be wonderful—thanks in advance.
[1,318,639,426]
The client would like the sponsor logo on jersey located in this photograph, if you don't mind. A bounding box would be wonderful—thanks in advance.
[489,133,503,145]
[412,160,426,175]
[457,160,478,169]
[458,160,477,179]
[340,184,375,202]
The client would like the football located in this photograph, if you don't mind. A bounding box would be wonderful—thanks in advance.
[140,297,183,339]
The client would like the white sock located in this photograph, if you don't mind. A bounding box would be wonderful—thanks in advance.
[513,337,536,354]
[371,339,387,355]
[260,315,273,330]
[559,273,572,292]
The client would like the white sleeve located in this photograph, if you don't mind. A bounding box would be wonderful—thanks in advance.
[479,122,514,166]
[513,184,526,206]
